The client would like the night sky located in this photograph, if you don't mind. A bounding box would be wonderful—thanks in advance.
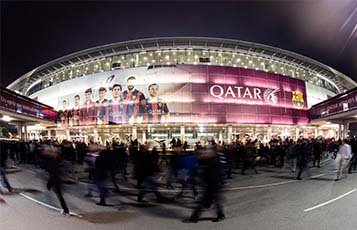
[1,0,356,88]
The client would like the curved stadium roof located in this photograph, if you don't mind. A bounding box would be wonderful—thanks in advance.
[7,37,357,95]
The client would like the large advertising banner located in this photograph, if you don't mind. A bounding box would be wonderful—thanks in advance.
[30,65,308,126]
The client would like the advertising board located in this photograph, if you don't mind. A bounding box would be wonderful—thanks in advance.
[30,65,309,126]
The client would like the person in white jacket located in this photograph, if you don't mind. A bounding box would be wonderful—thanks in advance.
[336,139,352,181]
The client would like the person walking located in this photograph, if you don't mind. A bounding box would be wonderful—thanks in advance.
[94,149,112,206]
[186,140,225,223]
[348,138,357,173]
[313,138,323,168]
[0,140,13,193]
[296,139,311,180]
[335,139,352,181]
[137,144,164,202]
[286,139,298,172]
[241,138,258,175]
[41,141,69,215]
[159,143,169,166]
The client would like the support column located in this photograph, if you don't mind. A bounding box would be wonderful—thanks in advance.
[16,124,23,139]
[168,128,172,140]
[342,123,349,139]
[219,130,223,144]
[24,125,28,141]
[67,129,71,141]
[314,127,318,138]
[227,125,233,144]
[142,129,146,144]
[180,125,185,142]
[295,127,299,141]
[132,126,137,140]
[338,124,342,140]
[47,129,51,140]
[268,125,272,141]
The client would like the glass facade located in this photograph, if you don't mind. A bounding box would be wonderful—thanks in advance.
[48,123,338,146]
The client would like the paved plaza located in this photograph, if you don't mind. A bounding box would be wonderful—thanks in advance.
[1,159,356,230]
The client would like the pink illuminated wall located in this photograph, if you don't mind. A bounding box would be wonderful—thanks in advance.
[167,65,308,125]
[55,64,309,126]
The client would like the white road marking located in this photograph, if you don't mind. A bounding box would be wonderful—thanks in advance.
[25,170,37,174]
[19,193,82,218]
[225,180,298,191]
[309,173,326,178]
[304,189,357,212]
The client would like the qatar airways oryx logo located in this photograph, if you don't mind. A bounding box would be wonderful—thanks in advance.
[263,88,280,104]
[210,85,279,105]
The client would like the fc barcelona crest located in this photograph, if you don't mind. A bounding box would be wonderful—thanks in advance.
[292,91,304,109]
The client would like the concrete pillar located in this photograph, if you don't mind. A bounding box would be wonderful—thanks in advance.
[227,125,233,144]
[132,126,137,140]
[16,124,23,139]
[24,125,28,141]
[142,129,146,144]
[180,125,185,142]
[342,123,349,139]
[295,127,299,141]
[66,129,71,141]
[168,128,172,140]
[338,124,342,139]
[314,127,318,138]
[219,130,223,144]
[268,125,272,141]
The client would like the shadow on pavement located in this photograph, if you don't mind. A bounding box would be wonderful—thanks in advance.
[79,211,136,223]
[6,169,22,174]
[1,188,41,196]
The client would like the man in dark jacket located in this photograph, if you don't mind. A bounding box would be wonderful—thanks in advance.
[187,140,225,223]
[0,141,13,193]
[94,150,112,206]
[313,138,323,168]
[41,141,69,215]
[296,139,312,180]
[348,138,357,173]
[137,144,163,202]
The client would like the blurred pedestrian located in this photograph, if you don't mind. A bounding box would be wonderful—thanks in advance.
[296,139,312,180]
[335,139,352,181]
[137,144,164,202]
[241,138,258,175]
[186,140,225,223]
[313,138,323,168]
[0,140,13,193]
[41,141,69,215]
[159,143,169,165]
[348,138,357,173]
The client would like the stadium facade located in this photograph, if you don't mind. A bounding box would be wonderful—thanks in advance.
[7,37,357,143]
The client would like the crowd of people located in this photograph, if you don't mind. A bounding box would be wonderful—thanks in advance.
[0,135,356,222]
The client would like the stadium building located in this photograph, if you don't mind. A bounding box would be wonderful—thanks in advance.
[6,37,357,143]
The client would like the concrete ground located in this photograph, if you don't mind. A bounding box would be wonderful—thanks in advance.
[1,159,357,230]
